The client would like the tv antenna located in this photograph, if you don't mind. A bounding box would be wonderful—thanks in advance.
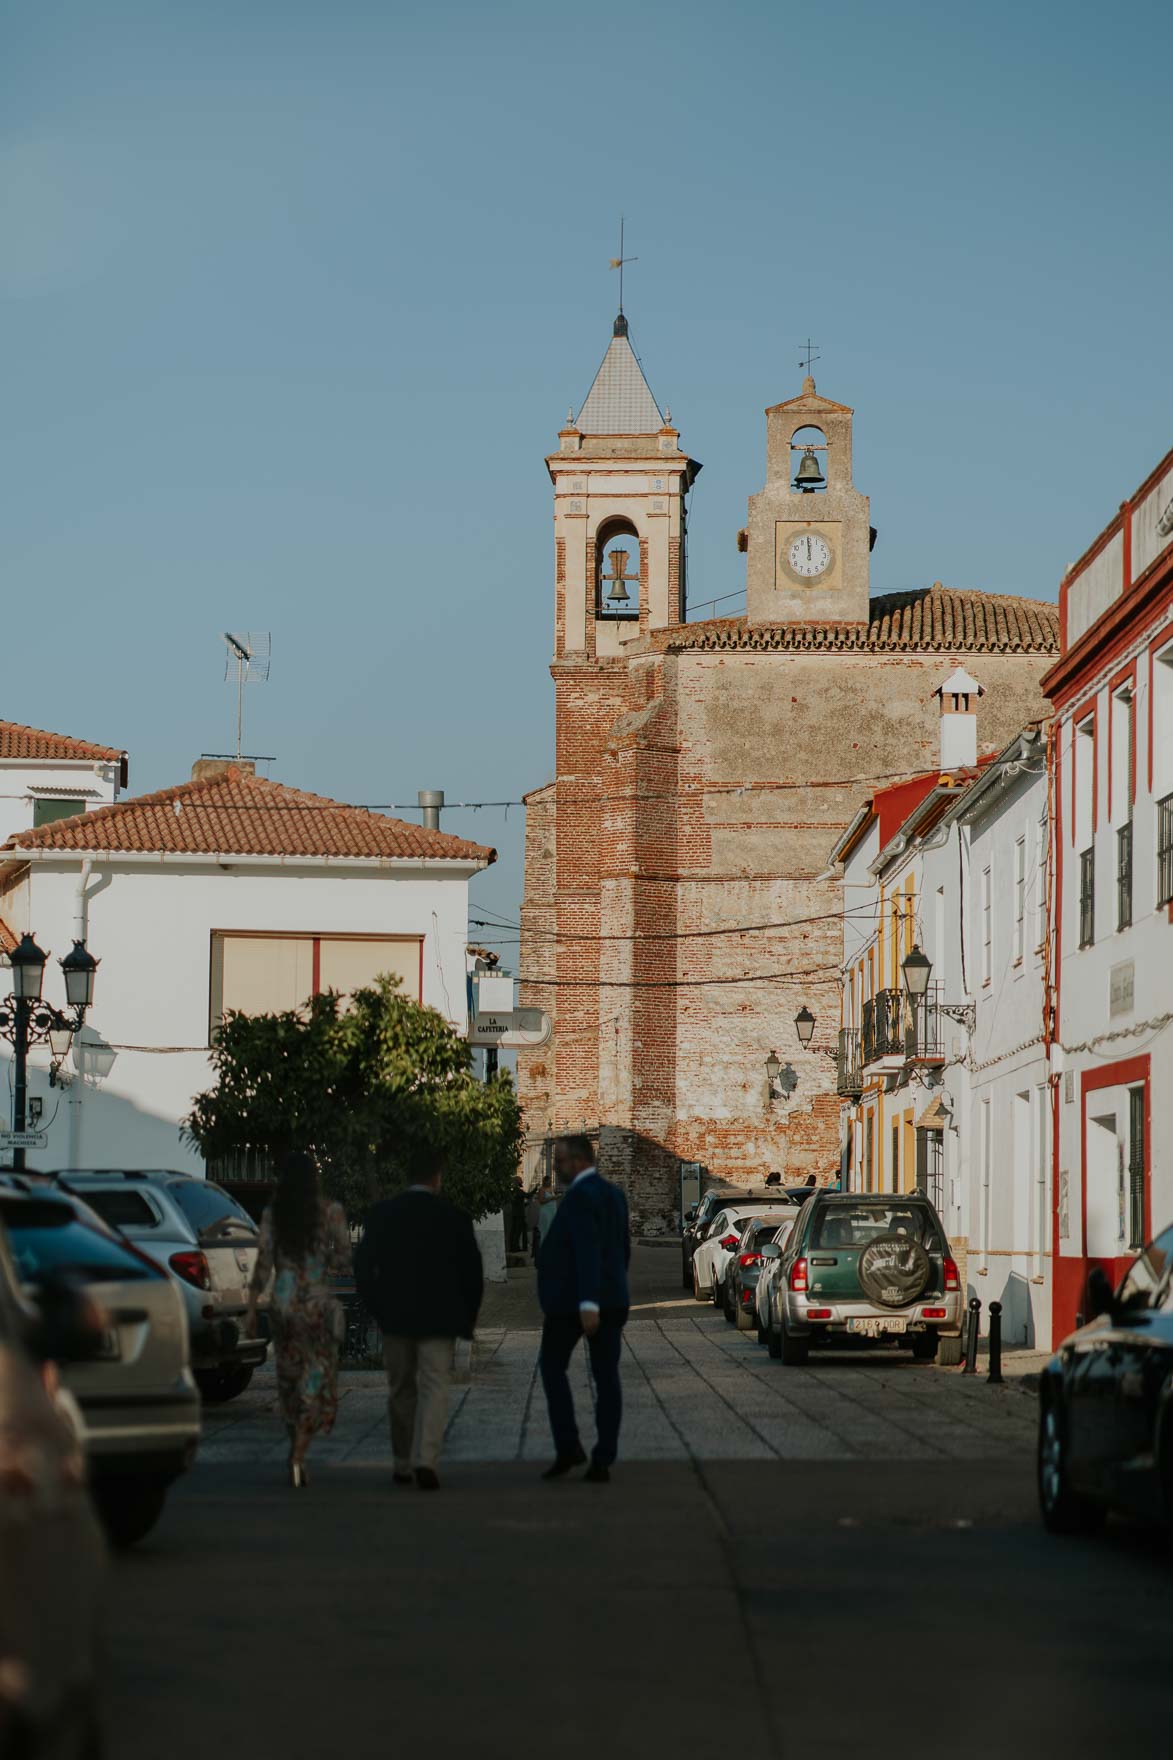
[222,632,271,760]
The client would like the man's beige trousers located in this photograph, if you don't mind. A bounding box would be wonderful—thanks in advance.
[382,1336,455,1472]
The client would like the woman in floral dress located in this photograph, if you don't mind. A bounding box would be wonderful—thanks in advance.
[245,1150,351,1487]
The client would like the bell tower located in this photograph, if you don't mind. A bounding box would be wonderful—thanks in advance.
[548,314,701,660]
[744,375,870,626]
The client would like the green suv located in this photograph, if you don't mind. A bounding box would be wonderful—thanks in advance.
[760,1192,963,1366]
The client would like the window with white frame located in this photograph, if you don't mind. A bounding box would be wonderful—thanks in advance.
[980,1097,992,1270]
[980,865,992,985]
[1035,815,1047,952]
[1014,836,1026,963]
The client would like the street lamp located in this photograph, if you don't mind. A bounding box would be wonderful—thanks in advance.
[61,941,99,1011]
[765,1050,782,1087]
[794,1006,816,1047]
[901,944,933,1001]
[0,933,98,1169]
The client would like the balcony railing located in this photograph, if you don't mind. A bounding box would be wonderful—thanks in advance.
[1116,821,1133,932]
[1079,846,1095,948]
[1159,793,1173,909]
[836,1027,863,1096]
[860,986,945,1068]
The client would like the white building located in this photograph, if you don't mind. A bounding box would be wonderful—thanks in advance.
[1045,441,1173,1339]
[0,763,495,1177]
[831,680,1054,1346]
[0,720,126,846]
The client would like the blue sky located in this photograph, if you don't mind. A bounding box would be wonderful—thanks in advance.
[4,0,1172,942]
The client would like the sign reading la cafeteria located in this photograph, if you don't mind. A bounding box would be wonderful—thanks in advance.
[469,1009,551,1048]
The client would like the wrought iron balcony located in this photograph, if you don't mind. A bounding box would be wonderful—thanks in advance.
[836,1026,863,1096]
[1079,846,1095,948]
[1158,792,1173,909]
[860,986,946,1069]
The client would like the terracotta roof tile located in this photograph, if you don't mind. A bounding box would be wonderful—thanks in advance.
[1,768,496,865]
[661,584,1060,655]
[0,720,125,763]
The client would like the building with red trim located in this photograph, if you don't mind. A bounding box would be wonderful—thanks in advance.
[1043,445,1173,1340]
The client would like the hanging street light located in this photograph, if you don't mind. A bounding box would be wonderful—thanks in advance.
[765,1050,782,1087]
[794,1006,816,1047]
[902,944,933,1001]
[60,941,100,1011]
[9,933,48,1003]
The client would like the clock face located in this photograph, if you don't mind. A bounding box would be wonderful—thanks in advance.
[787,531,832,579]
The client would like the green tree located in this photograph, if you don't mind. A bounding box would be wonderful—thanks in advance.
[185,977,522,1219]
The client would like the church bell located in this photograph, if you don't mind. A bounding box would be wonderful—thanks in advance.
[605,547,632,605]
[794,446,825,491]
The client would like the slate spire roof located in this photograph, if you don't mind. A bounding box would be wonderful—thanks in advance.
[0,766,496,865]
[575,314,665,435]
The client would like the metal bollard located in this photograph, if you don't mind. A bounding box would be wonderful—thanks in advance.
[987,1300,1003,1385]
[962,1297,981,1375]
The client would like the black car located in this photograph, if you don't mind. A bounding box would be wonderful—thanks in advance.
[1038,1221,1173,1535]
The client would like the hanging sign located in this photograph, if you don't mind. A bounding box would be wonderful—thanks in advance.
[469,1008,551,1048]
[0,1130,48,1151]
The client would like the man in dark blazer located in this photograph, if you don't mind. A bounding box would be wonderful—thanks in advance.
[355,1152,483,1491]
[537,1135,630,1484]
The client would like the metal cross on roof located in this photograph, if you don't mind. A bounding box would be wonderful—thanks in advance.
[609,218,638,315]
[798,338,821,376]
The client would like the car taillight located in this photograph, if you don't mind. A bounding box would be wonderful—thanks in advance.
[943,1257,960,1292]
[789,1257,809,1292]
[170,1250,211,1291]
[922,1307,947,1319]
[720,1233,741,1249]
[738,1252,763,1268]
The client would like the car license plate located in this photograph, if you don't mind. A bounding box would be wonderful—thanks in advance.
[94,1329,121,1360]
[849,1318,907,1337]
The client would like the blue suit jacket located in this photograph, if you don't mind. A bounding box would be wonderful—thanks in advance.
[537,1172,630,1318]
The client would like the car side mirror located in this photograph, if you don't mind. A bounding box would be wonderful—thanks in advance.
[685,1208,697,1224]
[760,1244,782,1261]
[1085,1266,1115,1323]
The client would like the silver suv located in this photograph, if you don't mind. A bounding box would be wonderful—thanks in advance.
[0,1186,200,1547]
[57,1171,269,1403]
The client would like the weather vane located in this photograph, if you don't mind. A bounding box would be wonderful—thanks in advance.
[609,218,637,315]
[798,338,821,376]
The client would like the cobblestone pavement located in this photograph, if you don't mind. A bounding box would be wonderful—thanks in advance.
[202,1303,1039,1468]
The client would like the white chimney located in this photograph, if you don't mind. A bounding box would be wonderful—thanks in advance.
[934,667,984,770]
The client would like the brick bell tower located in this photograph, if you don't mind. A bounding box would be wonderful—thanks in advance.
[520,313,701,1190]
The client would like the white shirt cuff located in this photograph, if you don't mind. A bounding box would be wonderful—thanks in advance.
[579,1301,600,1314]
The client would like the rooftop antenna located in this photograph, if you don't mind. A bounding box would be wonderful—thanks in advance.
[609,217,637,317]
[222,632,271,760]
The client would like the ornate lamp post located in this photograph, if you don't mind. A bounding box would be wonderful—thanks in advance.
[0,934,99,1169]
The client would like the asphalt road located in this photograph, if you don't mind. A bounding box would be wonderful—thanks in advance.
[102,1248,1173,1760]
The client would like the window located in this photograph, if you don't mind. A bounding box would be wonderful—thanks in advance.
[1158,792,1173,909]
[980,1098,992,1271]
[209,932,423,1037]
[1079,847,1095,947]
[891,1122,900,1191]
[32,797,83,828]
[79,1189,160,1230]
[1110,687,1133,826]
[596,526,641,621]
[168,1180,256,1242]
[980,866,992,984]
[811,1201,942,1252]
[865,1113,875,1194]
[1014,836,1026,963]
[0,1203,163,1285]
[1035,816,1048,951]
[1074,716,1095,850]
[1116,821,1133,931]
[1127,1086,1146,1252]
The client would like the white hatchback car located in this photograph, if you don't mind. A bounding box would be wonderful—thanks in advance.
[691,1200,798,1304]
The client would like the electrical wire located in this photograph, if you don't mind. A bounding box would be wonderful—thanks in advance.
[470,896,884,946]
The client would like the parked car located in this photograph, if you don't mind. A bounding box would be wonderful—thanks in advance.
[722,1215,797,1331]
[760,1191,963,1365]
[1038,1221,1173,1537]
[691,1200,799,1304]
[1,1187,200,1547]
[0,1212,106,1756]
[57,1169,269,1403]
[682,1189,754,1290]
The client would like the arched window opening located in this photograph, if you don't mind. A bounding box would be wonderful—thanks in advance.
[596,521,641,621]
[790,424,827,494]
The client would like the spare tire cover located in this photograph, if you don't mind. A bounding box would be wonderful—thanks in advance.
[857,1236,931,1308]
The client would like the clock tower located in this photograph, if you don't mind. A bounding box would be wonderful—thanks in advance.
[745,375,871,625]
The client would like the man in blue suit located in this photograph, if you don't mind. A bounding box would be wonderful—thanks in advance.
[537,1135,630,1484]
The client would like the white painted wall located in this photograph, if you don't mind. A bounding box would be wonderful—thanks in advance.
[0,856,478,1175]
[0,758,122,850]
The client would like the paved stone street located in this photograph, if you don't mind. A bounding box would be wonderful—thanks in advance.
[100,1243,1173,1760]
